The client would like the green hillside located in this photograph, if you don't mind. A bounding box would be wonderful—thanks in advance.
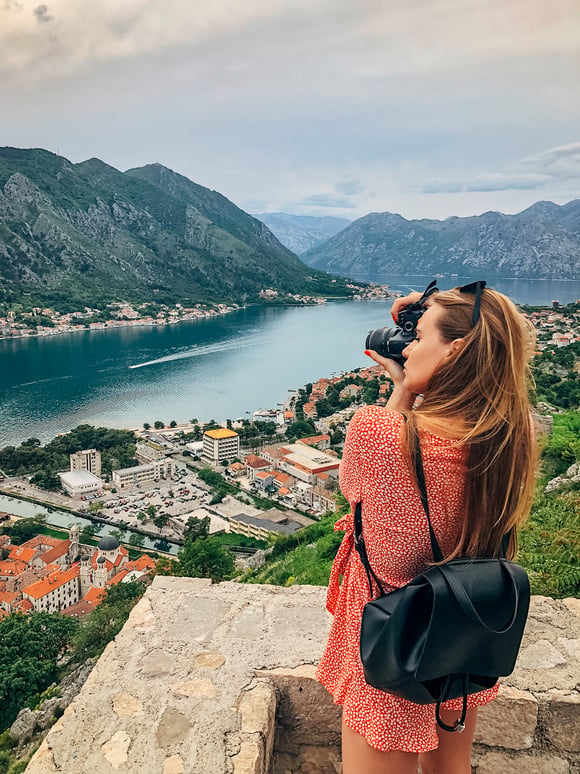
[0,148,358,310]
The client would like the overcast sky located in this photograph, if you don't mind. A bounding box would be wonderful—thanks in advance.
[1,0,579,220]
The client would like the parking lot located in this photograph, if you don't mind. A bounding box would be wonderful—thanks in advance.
[99,466,212,537]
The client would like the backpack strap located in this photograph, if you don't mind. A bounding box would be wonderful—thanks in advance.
[353,502,385,598]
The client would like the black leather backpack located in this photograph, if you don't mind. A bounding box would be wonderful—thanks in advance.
[353,433,530,732]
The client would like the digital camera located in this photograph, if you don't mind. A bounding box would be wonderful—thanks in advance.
[365,281,438,366]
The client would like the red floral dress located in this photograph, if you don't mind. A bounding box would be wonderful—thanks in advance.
[316,405,498,753]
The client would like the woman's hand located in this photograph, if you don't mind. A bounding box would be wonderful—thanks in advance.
[364,349,404,385]
[364,349,417,411]
[390,291,423,323]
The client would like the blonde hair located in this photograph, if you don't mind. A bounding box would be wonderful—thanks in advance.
[403,286,537,560]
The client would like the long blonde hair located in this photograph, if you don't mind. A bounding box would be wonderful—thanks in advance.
[403,286,537,560]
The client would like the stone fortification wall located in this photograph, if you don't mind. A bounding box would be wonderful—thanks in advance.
[24,579,579,774]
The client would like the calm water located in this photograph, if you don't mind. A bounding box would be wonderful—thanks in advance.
[0,277,578,447]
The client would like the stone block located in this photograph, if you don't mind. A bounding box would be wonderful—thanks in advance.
[261,667,341,750]
[166,596,228,642]
[474,686,538,749]
[231,739,265,774]
[563,597,580,617]
[546,692,580,752]
[239,681,276,735]
[156,707,193,749]
[476,752,569,774]
[101,730,131,770]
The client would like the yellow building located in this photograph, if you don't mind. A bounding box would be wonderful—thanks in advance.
[202,428,240,463]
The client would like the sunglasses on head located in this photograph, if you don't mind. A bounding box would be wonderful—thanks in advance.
[459,280,487,326]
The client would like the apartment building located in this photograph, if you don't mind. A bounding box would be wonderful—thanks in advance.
[70,449,102,476]
[112,459,174,489]
[22,566,81,613]
[202,429,240,463]
[135,443,166,465]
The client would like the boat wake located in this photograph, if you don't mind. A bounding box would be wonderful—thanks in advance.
[129,338,253,369]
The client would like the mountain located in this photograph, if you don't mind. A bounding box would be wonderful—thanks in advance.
[0,148,355,310]
[253,212,351,255]
[301,201,580,280]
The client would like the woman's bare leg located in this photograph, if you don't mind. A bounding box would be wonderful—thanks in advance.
[419,708,478,774]
[342,720,419,774]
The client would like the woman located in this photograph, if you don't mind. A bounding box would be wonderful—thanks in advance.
[316,284,536,774]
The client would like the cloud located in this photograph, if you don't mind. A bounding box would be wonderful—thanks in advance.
[300,193,356,209]
[334,179,364,196]
[423,173,550,194]
[33,4,53,23]
[422,142,580,194]
[521,142,580,180]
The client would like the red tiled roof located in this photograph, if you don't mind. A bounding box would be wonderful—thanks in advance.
[128,555,156,573]
[22,566,80,600]
[0,560,27,577]
[245,455,271,469]
[14,598,34,612]
[0,590,20,605]
[21,535,60,550]
[8,546,36,563]
[108,570,129,586]
[40,540,71,565]
[83,587,105,605]
[255,471,274,480]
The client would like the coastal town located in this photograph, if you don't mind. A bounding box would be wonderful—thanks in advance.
[0,299,578,623]
[0,284,387,339]
[0,362,388,619]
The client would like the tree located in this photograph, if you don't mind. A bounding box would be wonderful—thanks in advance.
[0,612,79,728]
[153,513,169,533]
[146,503,157,520]
[70,582,145,663]
[178,537,235,582]
[169,420,177,428]
[154,421,165,430]
[184,515,210,542]
[88,500,104,515]
[4,514,46,545]
[80,523,97,543]
[143,423,151,430]
[30,469,60,491]
[128,532,146,547]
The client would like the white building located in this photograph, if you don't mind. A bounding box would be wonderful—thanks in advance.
[112,459,174,489]
[202,429,240,463]
[135,443,165,465]
[59,469,103,498]
[22,566,80,613]
[70,448,102,476]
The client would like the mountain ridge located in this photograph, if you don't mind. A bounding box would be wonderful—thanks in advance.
[302,200,580,279]
[254,212,351,255]
[0,148,356,310]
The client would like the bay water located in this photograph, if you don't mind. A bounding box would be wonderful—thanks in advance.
[0,277,578,448]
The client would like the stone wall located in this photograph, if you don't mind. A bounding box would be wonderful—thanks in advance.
[25,579,579,774]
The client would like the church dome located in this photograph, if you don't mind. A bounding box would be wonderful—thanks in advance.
[80,553,90,562]
[97,535,119,552]
[97,556,106,564]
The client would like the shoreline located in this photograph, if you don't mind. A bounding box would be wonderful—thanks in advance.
[0,294,383,342]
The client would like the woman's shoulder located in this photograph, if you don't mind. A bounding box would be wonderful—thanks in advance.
[349,405,406,436]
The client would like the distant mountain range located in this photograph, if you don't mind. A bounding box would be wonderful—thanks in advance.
[0,148,356,310]
[301,201,580,280]
[254,212,351,255]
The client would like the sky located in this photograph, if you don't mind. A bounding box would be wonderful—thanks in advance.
[1,0,579,221]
